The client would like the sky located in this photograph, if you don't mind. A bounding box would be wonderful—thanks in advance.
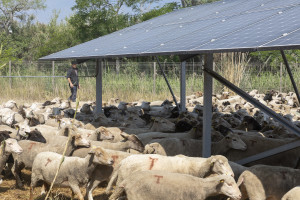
[31,0,181,24]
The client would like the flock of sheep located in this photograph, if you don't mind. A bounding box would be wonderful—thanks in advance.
[0,89,300,200]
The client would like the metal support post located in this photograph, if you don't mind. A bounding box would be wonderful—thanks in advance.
[52,61,55,91]
[203,54,213,158]
[153,62,156,95]
[155,56,179,108]
[280,50,300,104]
[96,59,103,114]
[9,61,11,89]
[180,61,186,112]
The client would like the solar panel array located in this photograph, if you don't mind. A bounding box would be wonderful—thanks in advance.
[40,0,300,60]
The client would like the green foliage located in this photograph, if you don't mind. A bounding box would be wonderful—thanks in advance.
[250,50,300,69]
[69,0,134,42]
[138,2,179,22]
[0,0,45,33]
[35,13,80,59]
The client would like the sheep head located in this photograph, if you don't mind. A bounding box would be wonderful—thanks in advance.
[89,146,114,166]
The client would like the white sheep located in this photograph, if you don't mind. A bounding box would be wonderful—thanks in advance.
[0,138,23,184]
[29,147,114,200]
[106,154,234,194]
[109,171,241,200]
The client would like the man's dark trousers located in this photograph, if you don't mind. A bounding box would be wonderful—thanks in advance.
[68,86,77,102]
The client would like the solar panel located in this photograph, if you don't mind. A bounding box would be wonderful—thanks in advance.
[40,0,300,60]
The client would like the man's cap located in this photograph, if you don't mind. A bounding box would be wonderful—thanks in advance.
[71,60,78,65]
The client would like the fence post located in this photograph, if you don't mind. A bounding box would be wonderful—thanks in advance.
[9,60,11,89]
[280,62,282,93]
[153,62,156,95]
[52,61,55,92]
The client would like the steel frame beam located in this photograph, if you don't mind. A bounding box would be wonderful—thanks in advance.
[96,59,103,114]
[203,67,300,164]
[155,56,179,108]
[280,50,300,104]
[236,140,300,165]
[203,54,213,158]
[180,61,186,112]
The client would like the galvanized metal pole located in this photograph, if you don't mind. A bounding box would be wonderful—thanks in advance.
[96,59,103,114]
[52,61,55,92]
[155,56,179,108]
[9,60,11,89]
[203,54,213,158]
[180,61,186,112]
[153,62,156,95]
[280,62,282,93]
[281,50,300,104]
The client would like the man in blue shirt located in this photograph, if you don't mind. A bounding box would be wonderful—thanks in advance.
[67,61,80,102]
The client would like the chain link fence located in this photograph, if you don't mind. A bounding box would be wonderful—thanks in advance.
[0,59,300,103]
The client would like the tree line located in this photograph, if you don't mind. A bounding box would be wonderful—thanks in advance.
[0,0,299,70]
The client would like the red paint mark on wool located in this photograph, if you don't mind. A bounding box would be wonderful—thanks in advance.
[250,140,257,146]
[180,139,186,146]
[28,142,36,151]
[280,171,287,180]
[45,158,52,167]
[112,155,119,166]
[87,133,92,137]
[154,175,163,184]
[149,157,158,170]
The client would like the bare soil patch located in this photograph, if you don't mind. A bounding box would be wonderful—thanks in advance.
[1,169,109,200]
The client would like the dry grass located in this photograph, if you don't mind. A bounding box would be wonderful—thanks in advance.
[0,169,109,200]
[216,52,250,93]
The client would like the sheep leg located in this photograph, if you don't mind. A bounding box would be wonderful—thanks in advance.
[29,173,39,200]
[41,182,49,195]
[29,186,34,200]
[70,183,84,200]
[109,186,125,200]
[11,160,24,188]
[85,179,102,200]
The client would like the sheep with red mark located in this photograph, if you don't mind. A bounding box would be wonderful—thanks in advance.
[225,135,300,168]
[29,147,114,200]
[143,132,247,157]
[72,147,134,200]
[89,133,144,153]
[137,125,202,145]
[12,129,90,188]
[106,154,234,194]
[109,171,241,200]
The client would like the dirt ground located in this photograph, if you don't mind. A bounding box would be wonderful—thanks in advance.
[0,169,110,200]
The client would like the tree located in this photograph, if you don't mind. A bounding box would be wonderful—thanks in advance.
[0,0,45,33]
[181,0,220,8]
[69,0,165,42]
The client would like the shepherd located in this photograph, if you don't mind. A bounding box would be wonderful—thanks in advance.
[67,60,80,102]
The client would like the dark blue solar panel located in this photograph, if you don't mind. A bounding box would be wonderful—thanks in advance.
[40,0,300,60]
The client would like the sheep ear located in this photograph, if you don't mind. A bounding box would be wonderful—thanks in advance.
[210,158,216,166]
[237,177,244,187]
[120,133,129,140]
[219,179,224,183]
[88,146,97,154]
